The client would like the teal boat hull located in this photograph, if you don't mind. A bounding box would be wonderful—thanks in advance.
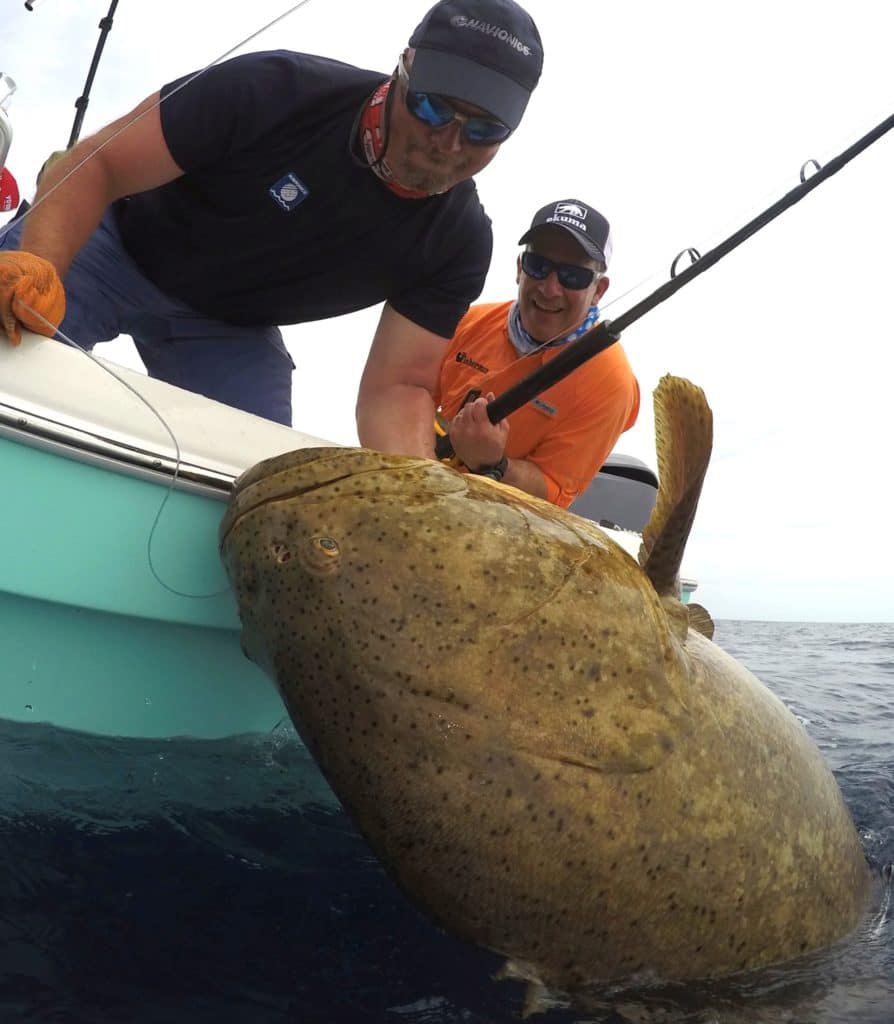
[1,433,286,740]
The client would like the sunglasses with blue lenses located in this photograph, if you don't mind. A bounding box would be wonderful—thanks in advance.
[521,250,599,290]
[397,56,512,146]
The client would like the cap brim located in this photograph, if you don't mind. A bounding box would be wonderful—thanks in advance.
[518,223,606,265]
[409,48,529,131]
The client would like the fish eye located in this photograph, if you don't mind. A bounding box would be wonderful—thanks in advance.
[313,536,340,556]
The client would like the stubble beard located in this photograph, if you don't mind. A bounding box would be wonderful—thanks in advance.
[391,141,471,195]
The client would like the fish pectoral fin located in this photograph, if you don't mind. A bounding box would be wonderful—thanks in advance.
[687,602,715,639]
[520,715,681,774]
[521,980,562,1019]
[553,749,661,774]
[493,960,563,1019]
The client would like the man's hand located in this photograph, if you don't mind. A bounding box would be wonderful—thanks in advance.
[0,251,66,346]
[446,393,549,499]
[447,392,509,470]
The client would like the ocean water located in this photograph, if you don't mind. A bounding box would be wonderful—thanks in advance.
[1,620,892,1024]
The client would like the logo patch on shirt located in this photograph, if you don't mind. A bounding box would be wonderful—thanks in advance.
[532,397,556,416]
[456,351,489,374]
[269,173,309,212]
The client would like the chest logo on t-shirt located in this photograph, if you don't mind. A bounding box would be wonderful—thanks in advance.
[456,351,489,374]
[269,173,310,212]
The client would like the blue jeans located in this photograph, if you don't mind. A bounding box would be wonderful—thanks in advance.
[0,208,295,425]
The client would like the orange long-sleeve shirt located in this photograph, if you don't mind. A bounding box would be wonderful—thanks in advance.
[434,301,640,508]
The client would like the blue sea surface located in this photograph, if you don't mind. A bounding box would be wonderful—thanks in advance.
[1,620,892,1023]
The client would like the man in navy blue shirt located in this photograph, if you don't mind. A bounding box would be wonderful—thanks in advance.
[0,0,543,455]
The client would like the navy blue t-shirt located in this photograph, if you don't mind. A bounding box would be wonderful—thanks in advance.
[116,51,493,335]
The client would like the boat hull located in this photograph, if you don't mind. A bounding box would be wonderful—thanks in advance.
[1,432,286,739]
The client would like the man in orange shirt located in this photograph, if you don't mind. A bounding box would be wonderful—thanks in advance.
[435,198,640,508]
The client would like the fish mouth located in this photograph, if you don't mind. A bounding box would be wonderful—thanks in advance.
[231,446,356,496]
[220,447,382,545]
[218,446,445,548]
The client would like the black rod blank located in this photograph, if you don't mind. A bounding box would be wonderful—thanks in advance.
[485,108,894,427]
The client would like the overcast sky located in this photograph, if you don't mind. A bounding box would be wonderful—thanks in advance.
[3,0,892,623]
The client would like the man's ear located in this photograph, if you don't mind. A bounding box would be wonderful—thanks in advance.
[594,274,610,304]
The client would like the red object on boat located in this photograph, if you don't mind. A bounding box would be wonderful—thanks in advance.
[1,166,20,213]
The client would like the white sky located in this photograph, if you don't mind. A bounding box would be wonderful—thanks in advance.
[3,0,893,623]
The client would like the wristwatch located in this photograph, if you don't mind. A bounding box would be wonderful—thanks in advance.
[471,456,509,481]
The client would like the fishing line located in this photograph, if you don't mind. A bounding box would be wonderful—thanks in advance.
[4,0,323,598]
[20,298,232,600]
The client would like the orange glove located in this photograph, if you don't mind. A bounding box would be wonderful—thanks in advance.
[0,251,66,346]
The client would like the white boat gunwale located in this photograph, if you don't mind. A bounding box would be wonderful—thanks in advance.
[0,401,236,499]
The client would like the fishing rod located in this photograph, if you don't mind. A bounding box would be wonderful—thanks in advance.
[67,0,120,148]
[25,0,120,148]
[436,106,894,459]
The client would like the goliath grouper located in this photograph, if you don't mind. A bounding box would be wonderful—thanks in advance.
[219,375,870,993]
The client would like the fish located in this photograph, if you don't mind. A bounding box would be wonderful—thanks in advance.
[219,374,871,995]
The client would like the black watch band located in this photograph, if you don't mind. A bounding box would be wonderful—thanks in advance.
[471,455,508,481]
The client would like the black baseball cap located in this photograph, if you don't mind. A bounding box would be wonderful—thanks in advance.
[518,199,613,266]
[408,0,543,131]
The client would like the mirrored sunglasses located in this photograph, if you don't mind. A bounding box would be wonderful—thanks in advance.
[521,250,598,290]
[397,56,512,146]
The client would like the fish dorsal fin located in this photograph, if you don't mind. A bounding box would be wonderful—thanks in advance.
[638,375,713,597]
[687,602,715,639]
